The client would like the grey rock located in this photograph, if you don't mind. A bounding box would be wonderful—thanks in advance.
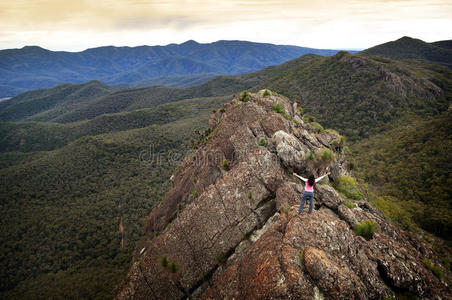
[272,130,309,170]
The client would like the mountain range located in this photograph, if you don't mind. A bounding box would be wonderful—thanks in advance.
[0,36,451,299]
[0,40,349,97]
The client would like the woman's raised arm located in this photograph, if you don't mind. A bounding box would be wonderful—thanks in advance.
[315,172,331,183]
[293,172,307,182]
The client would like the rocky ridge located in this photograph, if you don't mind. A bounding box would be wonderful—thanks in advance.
[116,91,450,299]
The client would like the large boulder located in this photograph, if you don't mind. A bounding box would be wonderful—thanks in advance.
[272,130,309,170]
[315,184,344,210]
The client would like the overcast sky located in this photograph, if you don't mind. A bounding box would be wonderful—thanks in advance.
[0,0,451,51]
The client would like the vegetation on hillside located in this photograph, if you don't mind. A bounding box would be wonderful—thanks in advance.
[0,96,226,299]
[359,36,452,69]
[0,80,115,122]
[0,96,230,153]
[262,51,451,141]
[351,111,452,238]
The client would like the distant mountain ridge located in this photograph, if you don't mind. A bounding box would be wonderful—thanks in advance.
[360,36,452,68]
[0,40,348,97]
[0,80,116,122]
[2,48,450,137]
[0,54,320,124]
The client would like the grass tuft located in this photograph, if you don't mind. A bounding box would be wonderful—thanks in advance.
[303,113,315,123]
[353,220,378,240]
[192,186,198,198]
[333,175,362,200]
[272,103,285,114]
[240,91,251,102]
[344,200,355,209]
[169,262,179,273]
[298,106,303,115]
[422,259,443,279]
[297,249,305,266]
[319,148,334,162]
[311,122,324,133]
[258,137,268,147]
[160,255,168,268]
[221,159,230,170]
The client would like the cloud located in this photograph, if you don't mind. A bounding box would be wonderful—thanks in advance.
[114,15,206,31]
[0,0,451,50]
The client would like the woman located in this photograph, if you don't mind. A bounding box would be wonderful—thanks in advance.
[293,172,330,214]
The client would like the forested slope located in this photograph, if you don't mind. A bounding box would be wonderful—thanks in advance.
[0,96,228,298]
[360,36,452,69]
[351,111,452,238]
[261,51,451,140]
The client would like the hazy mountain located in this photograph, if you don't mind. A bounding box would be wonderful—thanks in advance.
[360,36,452,68]
[0,40,348,97]
[0,54,319,124]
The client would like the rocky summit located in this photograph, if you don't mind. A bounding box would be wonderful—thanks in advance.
[115,91,450,299]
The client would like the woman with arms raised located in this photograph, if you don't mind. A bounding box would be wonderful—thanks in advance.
[293,172,330,214]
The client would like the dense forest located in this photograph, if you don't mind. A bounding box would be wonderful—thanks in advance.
[351,111,452,238]
[0,96,228,298]
[261,51,451,140]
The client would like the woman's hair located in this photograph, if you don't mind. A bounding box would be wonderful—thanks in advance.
[308,175,315,186]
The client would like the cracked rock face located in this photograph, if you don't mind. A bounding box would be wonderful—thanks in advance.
[116,92,451,299]
[272,130,309,170]
[304,247,367,299]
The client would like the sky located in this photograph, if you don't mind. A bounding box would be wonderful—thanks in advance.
[0,0,451,51]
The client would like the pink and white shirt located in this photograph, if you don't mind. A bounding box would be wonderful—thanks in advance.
[297,174,328,192]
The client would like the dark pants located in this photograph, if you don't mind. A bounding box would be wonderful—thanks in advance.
[299,191,314,214]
